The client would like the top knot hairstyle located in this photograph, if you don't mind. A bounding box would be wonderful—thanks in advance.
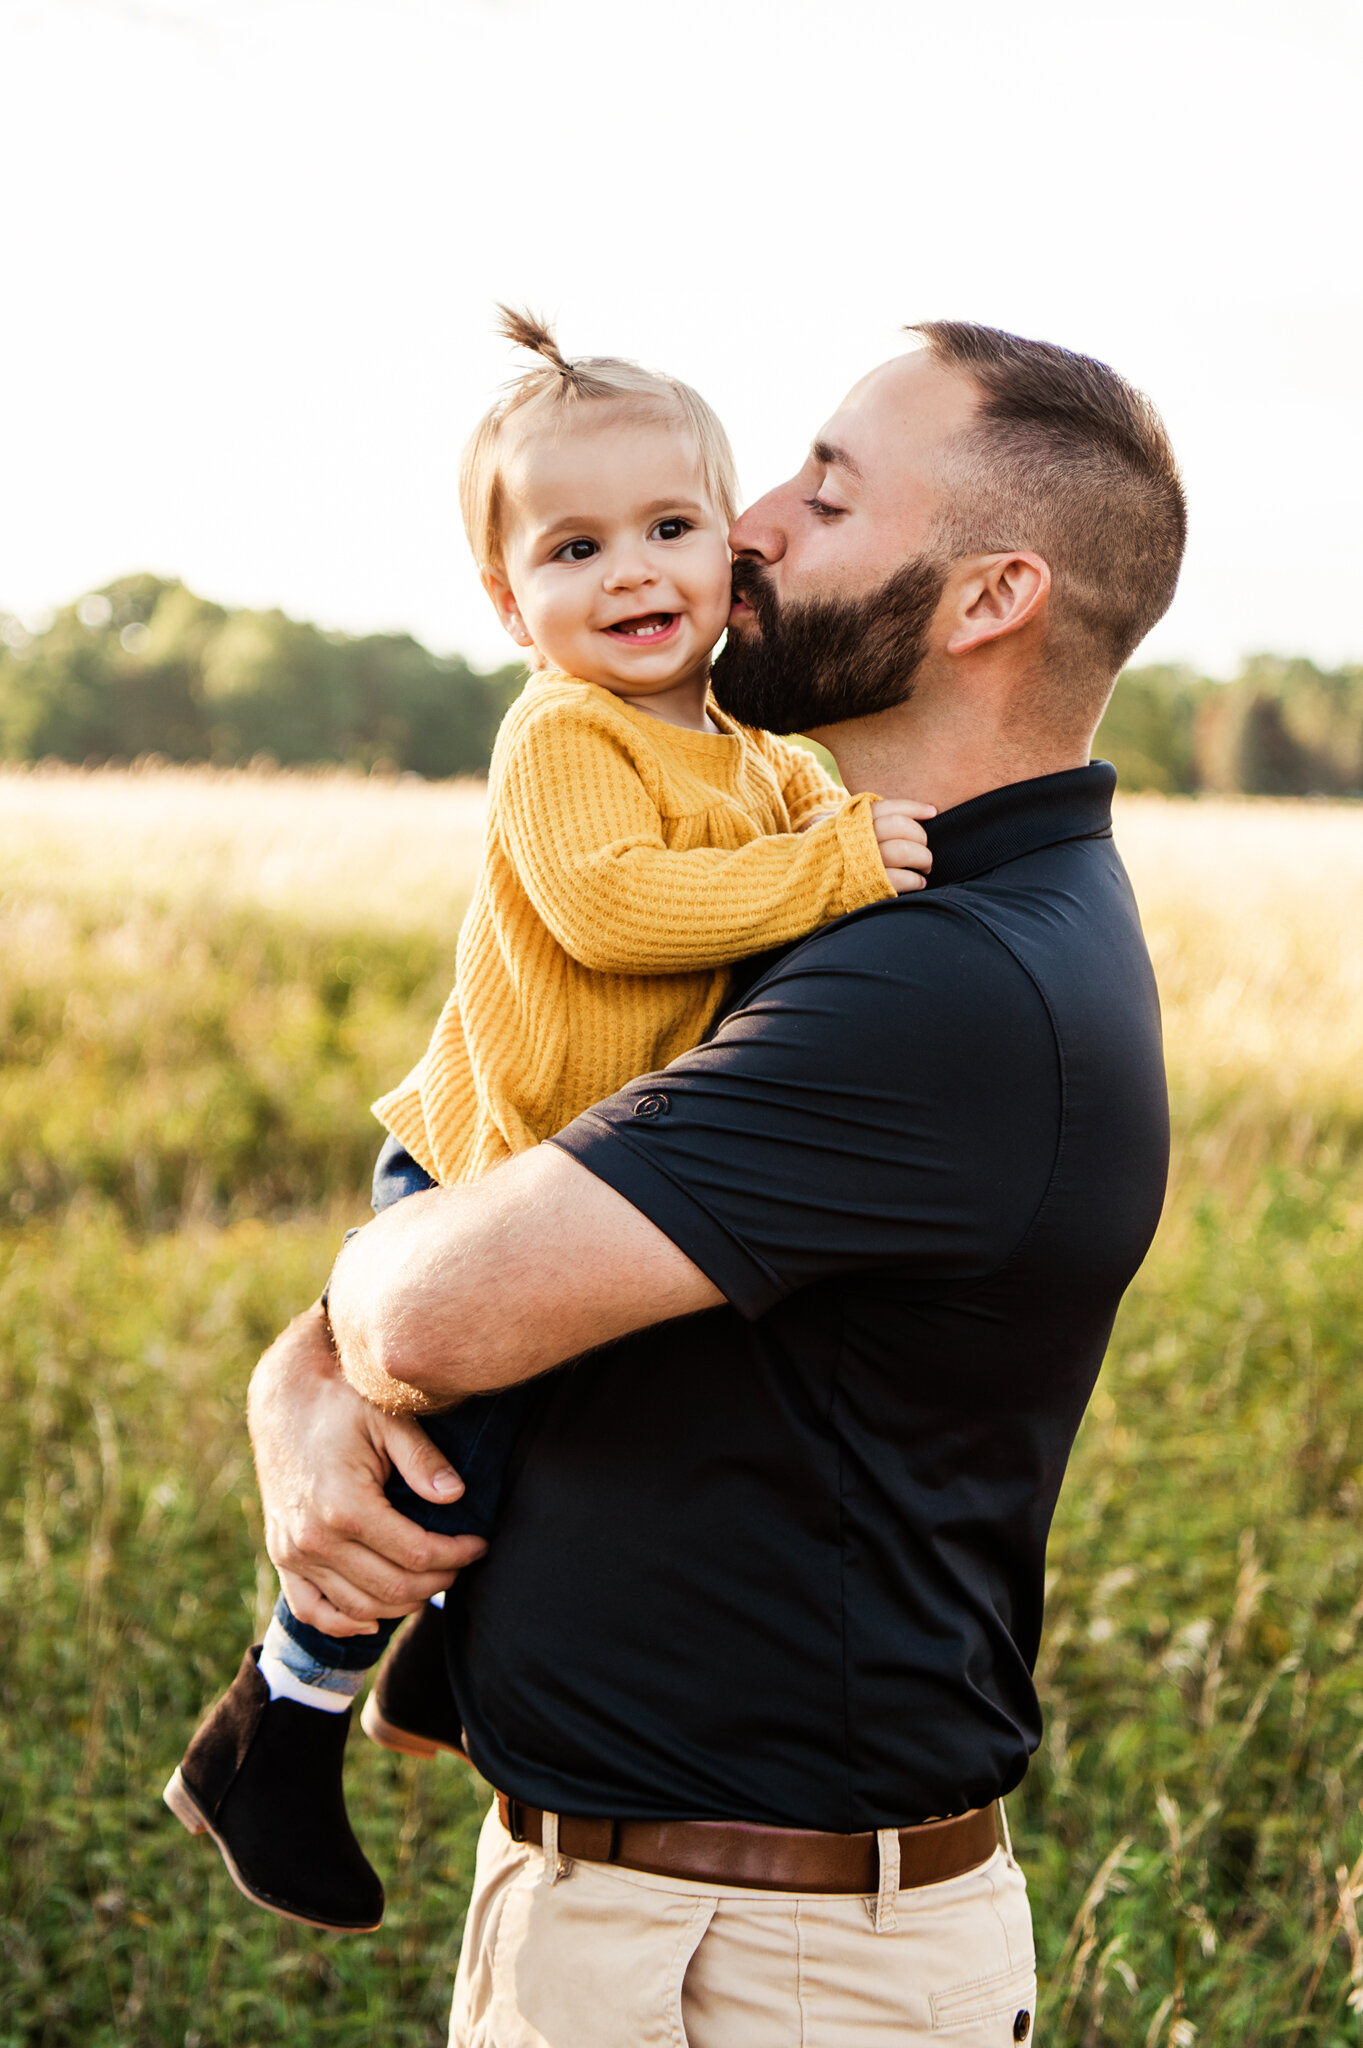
[909,321,1187,708]
[494,306,588,391]
[459,307,739,575]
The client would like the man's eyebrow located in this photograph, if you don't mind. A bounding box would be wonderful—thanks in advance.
[812,439,864,484]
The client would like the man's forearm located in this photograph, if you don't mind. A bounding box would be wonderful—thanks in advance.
[324,1144,722,1407]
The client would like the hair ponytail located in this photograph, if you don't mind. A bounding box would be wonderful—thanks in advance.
[494,305,584,390]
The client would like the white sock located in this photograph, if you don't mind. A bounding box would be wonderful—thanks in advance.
[257,1649,355,1712]
[258,1615,363,1709]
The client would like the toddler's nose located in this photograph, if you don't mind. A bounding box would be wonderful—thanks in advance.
[601,546,657,592]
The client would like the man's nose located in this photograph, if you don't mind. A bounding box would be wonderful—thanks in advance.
[728,486,790,564]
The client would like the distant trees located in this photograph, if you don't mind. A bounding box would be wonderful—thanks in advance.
[1090,664,1202,794]
[0,575,524,777]
[2,575,1360,794]
[1093,655,1363,796]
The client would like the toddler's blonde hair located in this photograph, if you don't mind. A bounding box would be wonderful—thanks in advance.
[460,307,739,574]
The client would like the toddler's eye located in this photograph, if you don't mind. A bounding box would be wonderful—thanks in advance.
[555,538,598,562]
[651,517,691,542]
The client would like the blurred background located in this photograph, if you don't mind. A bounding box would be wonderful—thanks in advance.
[2,0,1362,789]
[2,2,1362,2044]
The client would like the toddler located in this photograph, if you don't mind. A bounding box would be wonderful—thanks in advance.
[165,309,933,1931]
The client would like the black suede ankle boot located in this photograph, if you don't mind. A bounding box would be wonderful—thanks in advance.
[164,1646,384,1931]
[361,1603,470,1762]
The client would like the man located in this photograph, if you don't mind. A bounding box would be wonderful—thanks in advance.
[248,322,1183,2044]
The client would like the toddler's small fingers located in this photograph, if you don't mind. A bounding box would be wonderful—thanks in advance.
[872,799,937,822]
[878,837,933,871]
[874,813,929,844]
[884,868,927,895]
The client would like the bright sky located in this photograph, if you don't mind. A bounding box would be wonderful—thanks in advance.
[3,0,1360,675]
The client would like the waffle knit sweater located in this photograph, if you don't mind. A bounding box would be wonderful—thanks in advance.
[372,672,894,1185]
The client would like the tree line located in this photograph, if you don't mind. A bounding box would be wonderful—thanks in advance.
[1092,656,1363,796]
[0,575,523,779]
[2,575,1360,794]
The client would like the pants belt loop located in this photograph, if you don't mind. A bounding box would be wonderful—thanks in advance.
[541,1809,565,1886]
[997,1797,1014,1864]
[872,1828,900,1932]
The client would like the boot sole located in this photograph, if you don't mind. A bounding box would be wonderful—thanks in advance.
[162,1767,384,1933]
[359,1693,471,1763]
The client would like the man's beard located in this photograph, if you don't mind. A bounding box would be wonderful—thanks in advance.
[710,555,948,734]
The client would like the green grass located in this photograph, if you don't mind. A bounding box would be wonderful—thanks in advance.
[0,898,488,2046]
[2,782,1363,2043]
[1019,1162,1363,2043]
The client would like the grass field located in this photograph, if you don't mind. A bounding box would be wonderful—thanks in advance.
[3,763,1363,2047]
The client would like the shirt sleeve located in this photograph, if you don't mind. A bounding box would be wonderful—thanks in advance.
[752,730,847,830]
[548,898,1062,1317]
[496,700,893,977]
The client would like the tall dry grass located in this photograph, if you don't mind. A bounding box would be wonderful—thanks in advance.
[1118,793,1363,1177]
[12,767,1363,1118]
[0,762,487,934]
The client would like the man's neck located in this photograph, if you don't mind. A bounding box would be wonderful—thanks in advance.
[810,702,1091,816]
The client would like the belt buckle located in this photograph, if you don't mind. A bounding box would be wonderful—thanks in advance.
[506,1797,526,1843]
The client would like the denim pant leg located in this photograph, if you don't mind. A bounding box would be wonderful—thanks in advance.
[383,1383,543,1540]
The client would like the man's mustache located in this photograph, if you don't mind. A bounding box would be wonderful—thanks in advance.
[728,558,778,626]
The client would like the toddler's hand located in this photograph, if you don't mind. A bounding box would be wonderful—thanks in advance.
[872,800,936,894]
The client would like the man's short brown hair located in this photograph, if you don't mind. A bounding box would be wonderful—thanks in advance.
[910,321,1186,709]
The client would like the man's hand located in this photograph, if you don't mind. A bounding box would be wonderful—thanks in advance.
[247,1304,487,1637]
[872,799,936,893]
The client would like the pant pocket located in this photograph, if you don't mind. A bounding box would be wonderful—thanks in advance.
[930,1958,1038,2038]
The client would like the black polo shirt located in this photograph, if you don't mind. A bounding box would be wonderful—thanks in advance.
[446,762,1168,1830]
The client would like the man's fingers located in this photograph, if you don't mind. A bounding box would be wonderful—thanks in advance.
[377,1408,467,1509]
[324,1493,486,1581]
[267,1480,485,1614]
[278,1568,380,1639]
[273,1527,472,1626]
[277,1504,483,1599]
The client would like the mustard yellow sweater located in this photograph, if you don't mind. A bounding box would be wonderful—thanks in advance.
[372,672,892,1185]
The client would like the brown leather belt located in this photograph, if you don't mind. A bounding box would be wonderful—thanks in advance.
[495,1792,998,1894]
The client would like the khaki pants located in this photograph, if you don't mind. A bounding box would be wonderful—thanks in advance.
[450,1802,1038,2047]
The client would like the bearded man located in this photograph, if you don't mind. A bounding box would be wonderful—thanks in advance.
[246,322,1183,2045]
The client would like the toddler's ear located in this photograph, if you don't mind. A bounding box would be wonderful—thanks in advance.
[482,567,535,648]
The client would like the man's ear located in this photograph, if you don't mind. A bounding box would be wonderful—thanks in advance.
[481,567,535,648]
[944,553,1051,657]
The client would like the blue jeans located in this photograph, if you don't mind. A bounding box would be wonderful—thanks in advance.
[275,1135,539,1671]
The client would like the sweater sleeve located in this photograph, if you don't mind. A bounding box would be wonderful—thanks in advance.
[754,730,847,830]
[496,704,894,976]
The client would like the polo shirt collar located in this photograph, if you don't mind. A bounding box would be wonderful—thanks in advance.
[923,761,1116,890]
